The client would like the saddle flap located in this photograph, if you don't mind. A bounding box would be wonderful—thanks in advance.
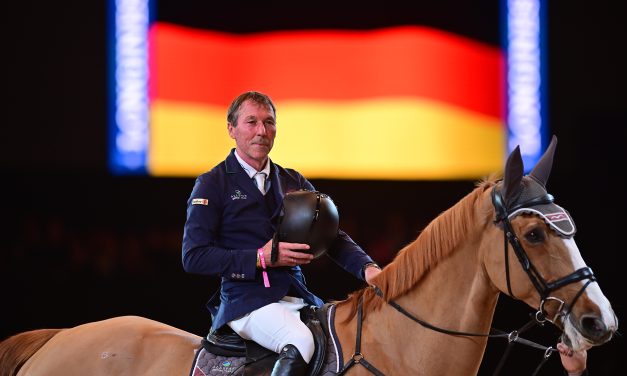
[305,310,327,376]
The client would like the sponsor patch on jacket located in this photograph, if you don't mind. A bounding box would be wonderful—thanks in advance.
[231,190,247,200]
[192,198,209,205]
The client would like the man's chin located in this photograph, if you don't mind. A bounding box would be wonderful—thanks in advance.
[251,145,271,156]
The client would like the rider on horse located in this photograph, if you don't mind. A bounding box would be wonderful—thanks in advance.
[181,91,382,375]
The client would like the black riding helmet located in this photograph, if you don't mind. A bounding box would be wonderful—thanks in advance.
[274,189,339,259]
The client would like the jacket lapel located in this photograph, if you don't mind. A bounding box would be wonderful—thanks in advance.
[225,149,260,199]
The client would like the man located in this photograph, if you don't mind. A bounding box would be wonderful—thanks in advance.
[182,91,381,375]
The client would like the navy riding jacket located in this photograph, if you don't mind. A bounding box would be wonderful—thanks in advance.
[182,149,374,331]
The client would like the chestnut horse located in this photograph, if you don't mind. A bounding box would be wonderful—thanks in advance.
[1,137,617,376]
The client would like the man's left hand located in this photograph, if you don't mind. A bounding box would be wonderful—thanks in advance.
[365,265,382,285]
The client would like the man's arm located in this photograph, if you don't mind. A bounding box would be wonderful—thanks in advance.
[297,174,378,281]
[182,176,257,281]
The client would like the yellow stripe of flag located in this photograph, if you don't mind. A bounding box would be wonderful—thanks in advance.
[149,98,505,180]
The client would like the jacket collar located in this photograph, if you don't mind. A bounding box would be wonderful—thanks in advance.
[225,149,242,174]
[225,149,284,216]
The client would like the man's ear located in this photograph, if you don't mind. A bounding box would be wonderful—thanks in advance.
[227,122,235,139]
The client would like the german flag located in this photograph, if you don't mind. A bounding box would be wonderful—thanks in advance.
[148,3,504,179]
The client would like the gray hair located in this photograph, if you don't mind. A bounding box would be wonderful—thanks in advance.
[227,91,276,126]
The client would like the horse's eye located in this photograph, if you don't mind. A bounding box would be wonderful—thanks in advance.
[524,228,546,244]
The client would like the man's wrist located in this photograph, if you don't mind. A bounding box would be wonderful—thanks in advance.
[256,251,262,269]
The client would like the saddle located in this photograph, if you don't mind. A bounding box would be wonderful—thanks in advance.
[201,305,329,376]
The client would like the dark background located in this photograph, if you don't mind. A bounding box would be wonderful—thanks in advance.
[2,1,625,374]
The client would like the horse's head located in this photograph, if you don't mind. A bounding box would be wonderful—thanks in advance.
[482,136,617,351]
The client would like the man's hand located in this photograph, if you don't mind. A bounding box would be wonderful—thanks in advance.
[261,239,313,267]
[365,265,382,285]
[557,341,587,376]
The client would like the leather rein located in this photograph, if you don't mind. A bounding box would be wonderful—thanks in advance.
[339,187,597,376]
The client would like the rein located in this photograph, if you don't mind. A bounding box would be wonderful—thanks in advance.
[339,288,555,376]
[340,288,556,376]
[377,287,556,376]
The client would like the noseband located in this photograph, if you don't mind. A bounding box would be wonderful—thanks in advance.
[491,187,596,323]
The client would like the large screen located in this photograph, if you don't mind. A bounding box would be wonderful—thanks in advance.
[109,0,546,179]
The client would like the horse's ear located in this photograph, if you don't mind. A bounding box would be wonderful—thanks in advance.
[502,145,524,204]
[529,135,557,188]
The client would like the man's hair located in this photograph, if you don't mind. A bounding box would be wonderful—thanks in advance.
[227,91,277,126]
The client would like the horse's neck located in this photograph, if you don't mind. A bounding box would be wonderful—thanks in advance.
[405,241,500,336]
[336,243,500,375]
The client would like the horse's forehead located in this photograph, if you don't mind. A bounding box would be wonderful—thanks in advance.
[506,177,577,237]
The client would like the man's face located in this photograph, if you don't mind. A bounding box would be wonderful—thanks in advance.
[228,99,276,167]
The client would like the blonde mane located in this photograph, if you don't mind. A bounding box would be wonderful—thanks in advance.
[340,179,496,320]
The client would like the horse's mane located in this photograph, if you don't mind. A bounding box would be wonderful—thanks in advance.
[339,179,497,321]
[0,328,63,376]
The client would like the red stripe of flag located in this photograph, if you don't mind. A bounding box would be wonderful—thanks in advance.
[150,23,504,118]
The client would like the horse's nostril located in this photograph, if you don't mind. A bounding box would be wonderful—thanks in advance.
[581,316,609,341]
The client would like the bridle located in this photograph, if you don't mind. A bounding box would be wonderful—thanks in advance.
[340,186,597,376]
[491,187,596,323]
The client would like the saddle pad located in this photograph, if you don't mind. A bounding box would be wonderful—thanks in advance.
[191,347,246,376]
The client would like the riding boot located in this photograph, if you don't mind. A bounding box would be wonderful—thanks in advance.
[270,344,308,376]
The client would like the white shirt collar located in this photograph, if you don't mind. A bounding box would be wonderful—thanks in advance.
[234,150,271,178]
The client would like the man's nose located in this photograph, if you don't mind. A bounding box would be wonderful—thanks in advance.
[256,122,267,135]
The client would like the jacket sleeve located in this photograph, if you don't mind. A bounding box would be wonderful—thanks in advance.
[181,175,257,281]
[326,230,374,281]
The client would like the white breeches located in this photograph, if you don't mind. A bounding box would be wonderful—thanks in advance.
[228,296,314,363]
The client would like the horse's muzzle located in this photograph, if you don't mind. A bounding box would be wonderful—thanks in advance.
[579,314,614,344]
[563,311,617,350]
